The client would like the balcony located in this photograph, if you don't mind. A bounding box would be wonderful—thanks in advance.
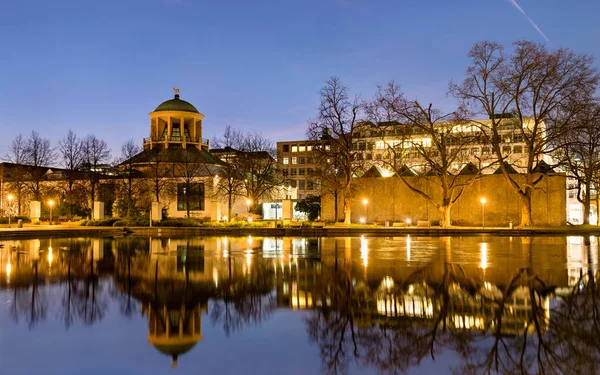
[143,136,210,149]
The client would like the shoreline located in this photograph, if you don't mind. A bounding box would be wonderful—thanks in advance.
[1,224,600,239]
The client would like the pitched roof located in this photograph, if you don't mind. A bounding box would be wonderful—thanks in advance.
[493,161,519,174]
[458,162,480,175]
[532,160,556,174]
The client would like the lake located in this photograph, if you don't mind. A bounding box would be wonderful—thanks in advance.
[0,235,598,374]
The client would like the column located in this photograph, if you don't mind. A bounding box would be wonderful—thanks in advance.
[166,117,172,148]
[181,116,186,147]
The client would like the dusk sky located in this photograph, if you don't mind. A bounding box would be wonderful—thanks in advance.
[1,0,599,163]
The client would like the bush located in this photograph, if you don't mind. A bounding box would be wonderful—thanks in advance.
[83,218,120,226]
[0,216,31,224]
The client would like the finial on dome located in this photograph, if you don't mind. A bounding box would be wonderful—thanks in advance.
[173,87,180,99]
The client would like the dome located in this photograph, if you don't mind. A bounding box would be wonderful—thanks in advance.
[154,90,199,113]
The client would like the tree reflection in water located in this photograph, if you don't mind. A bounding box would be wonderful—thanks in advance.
[306,237,600,375]
[1,235,599,373]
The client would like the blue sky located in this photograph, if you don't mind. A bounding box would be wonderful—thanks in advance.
[1,0,599,163]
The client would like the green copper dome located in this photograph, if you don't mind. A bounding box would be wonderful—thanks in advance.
[154,93,199,113]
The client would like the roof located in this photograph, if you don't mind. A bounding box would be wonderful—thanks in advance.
[124,147,227,167]
[361,165,383,178]
[394,164,417,177]
[154,94,199,113]
[493,162,519,174]
[533,160,556,174]
[458,162,480,175]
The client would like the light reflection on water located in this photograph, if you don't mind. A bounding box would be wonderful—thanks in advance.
[0,235,599,375]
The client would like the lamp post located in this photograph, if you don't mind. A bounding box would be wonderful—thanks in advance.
[480,197,486,228]
[7,194,13,228]
[362,198,368,224]
[246,199,252,213]
[48,200,54,225]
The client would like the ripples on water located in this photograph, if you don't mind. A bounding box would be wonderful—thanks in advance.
[0,235,598,374]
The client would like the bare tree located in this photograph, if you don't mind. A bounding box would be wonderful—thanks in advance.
[554,97,600,224]
[81,135,111,205]
[365,82,480,227]
[451,40,600,226]
[4,134,28,213]
[213,125,280,215]
[174,150,210,218]
[307,77,364,224]
[145,147,171,203]
[116,138,143,217]
[23,131,56,201]
[58,130,84,219]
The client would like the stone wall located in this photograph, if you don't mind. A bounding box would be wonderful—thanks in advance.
[321,174,566,227]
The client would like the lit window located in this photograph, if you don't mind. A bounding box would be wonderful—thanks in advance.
[292,157,297,164]
[177,183,205,211]
[513,145,523,154]
[299,146,306,152]
[307,145,313,151]
[292,146,298,152]
[283,157,289,165]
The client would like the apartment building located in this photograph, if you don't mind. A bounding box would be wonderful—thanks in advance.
[276,141,320,200]
[276,117,553,200]
[351,117,545,175]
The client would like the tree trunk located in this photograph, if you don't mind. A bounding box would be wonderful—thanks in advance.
[583,183,591,225]
[440,205,451,227]
[343,196,351,224]
[228,192,232,221]
[333,191,339,222]
[518,191,533,227]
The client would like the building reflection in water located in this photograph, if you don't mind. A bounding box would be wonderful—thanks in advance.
[0,235,599,373]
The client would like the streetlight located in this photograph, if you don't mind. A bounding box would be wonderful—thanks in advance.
[7,194,13,228]
[246,199,252,213]
[480,197,486,228]
[362,198,368,224]
[48,200,54,225]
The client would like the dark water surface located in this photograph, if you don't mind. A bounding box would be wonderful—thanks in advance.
[0,235,599,375]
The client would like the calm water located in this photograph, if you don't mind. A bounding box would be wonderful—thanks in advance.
[0,235,599,375]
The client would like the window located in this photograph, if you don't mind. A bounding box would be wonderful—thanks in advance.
[482,147,490,155]
[291,157,297,164]
[299,180,305,190]
[290,180,297,188]
[299,168,305,176]
[307,181,314,190]
[307,168,314,175]
[291,145,298,152]
[471,148,480,156]
[502,146,511,154]
[299,157,305,164]
[282,169,289,176]
[299,146,306,152]
[307,157,313,164]
[177,183,204,211]
[283,144,289,152]
[291,169,297,176]
[283,157,289,165]
[513,145,523,153]
[307,145,313,151]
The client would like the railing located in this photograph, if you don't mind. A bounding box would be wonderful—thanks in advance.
[143,136,210,145]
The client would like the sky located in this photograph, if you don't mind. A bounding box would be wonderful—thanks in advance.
[1,0,599,164]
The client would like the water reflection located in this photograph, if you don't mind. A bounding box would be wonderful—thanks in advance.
[0,235,599,373]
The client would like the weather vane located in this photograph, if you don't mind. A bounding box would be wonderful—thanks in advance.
[173,87,180,95]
